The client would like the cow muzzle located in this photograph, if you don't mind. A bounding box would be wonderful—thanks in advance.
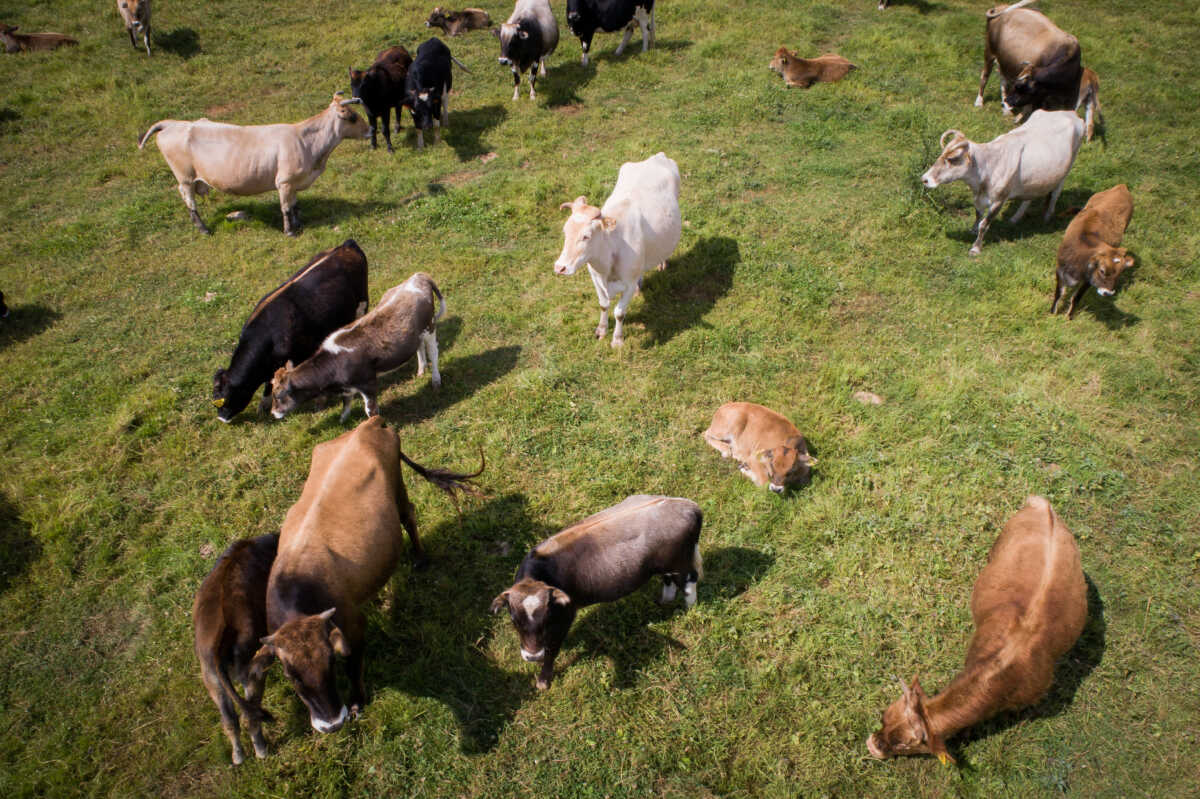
[311,705,349,734]
[769,483,785,495]
[921,171,939,189]
[520,647,545,662]
[498,57,511,66]
[1096,288,1114,297]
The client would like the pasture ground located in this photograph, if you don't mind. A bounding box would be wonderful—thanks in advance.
[1,0,1197,796]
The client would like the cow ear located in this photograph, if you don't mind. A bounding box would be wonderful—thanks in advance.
[1121,254,1135,270]
[601,216,617,232]
[490,591,510,614]
[549,587,572,607]
[908,679,953,763]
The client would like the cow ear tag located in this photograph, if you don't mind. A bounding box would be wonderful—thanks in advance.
[213,398,226,408]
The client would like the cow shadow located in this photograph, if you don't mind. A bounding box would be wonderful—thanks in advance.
[878,0,946,14]
[155,27,200,59]
[0,493,40,595]
[542,61,597,108]
[0,304,60,349]
[700,546,776,602]
[593,38,692,64]
[946,188,1096,249]
[0,106,20,132]
[950,574,1106,765]
[380,344,521,425]
[213,197,390,235]
[635,236,739,346]
[444,104,507,160]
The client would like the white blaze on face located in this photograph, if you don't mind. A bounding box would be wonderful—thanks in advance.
[311,705,349,733]
[521,593,544,620]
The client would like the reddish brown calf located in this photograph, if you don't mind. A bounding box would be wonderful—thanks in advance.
[1052,184,1133,319]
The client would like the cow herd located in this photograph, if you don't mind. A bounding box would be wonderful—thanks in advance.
[3,0,1136,778]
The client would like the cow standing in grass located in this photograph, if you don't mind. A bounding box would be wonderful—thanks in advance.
[565,0,655,67]
[116,0,151,55]
[495,0,558,100]
[350,46,413,153]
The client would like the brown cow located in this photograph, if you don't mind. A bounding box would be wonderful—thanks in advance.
[193,533,278,765]
[975,0,1081,119]
[116,0,150,56]
[0,23,77,52]
[867,496,1087,762]
[1076,67,1103,142]
[1052,184,1133,319]
[251,417,481,734]
[425,7,492,36]
[703,402,816,494]
[768,48,856,88]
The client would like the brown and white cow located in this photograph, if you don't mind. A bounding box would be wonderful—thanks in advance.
[975,0,1082,119]
[116,0,150,56]
[0,23,77,52]
[426,7,492,36]
[768,49,856,89]
[1051,184,1133,319]
[252,417,481,734]
[867,496,1087,762]
[703,402,816,494]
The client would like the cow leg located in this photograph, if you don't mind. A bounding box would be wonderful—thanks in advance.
[143,27,151,57]
[416,128,425,150]
[199,662,245,765]
[397,490,427,568]
[177,182,211,234]
[969,204,1002,256]
[1083,100,1094,142]
[368,113,379,150]
[1050,273,1063,314]
[703,432,734,458]
[589,269,611,339]
[660,576,678,603]
[975,56,994,107]
[277,184,299,236]
[339,389,355,421]
[420,330,441,388]
[648,6,656,47]
[610,283,636,347]
[511,67,521,101]
[1066,283,1089,320]
[356,380,379,418]
[128,28,137,48]
[529,66,538,99]
[636,7,652,51]
[1043,182,1065,221]
[343,617,368,716]
[242,674,270,759]
[1009,200,1031,224]
[441,86,450,127]
[580,34,592,67]
[538,57,547,77]
[683,565,700,609]
[616,23,635,56]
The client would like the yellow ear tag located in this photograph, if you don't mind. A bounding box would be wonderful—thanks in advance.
[937,752,951,766]
[212,398,226,408]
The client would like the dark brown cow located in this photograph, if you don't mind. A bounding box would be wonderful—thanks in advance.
[768,48,856,88]
[350,46,413,152]
[975,0,1081,119]
[1052,184,1133,319]
[425,6,492,36]
[0,23,77,52]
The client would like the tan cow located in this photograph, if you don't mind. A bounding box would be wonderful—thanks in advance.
[768,49,856,89]
[116,0,150,56]
[138,92,370,235]
[703,402,815,493]
[0,23,77,52]
[867,496,1087,762]
[1052,184,1133,319]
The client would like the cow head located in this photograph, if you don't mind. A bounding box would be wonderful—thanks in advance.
[349,67,366,99]
[866,676,954,763]
[921,130,972,189]
[1005,62,1039,113]
[426,7,447,29]
[211,367,255,423]
[405,88,440,131]
[756,436,817,493]
[329,92,370,140]
[491,578,572,664]
[768,47,794,76]
[555,196,616,276]
[1088,245,1134,297]
[495,22,526,65]
[251,608,351,734]
[269,361,304,419]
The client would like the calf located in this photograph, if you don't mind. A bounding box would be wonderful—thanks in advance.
[350,46,413,152]
[269,272,445,420]
[867,496,1087,762]
[565,0,654,67]
[425,7,492,36]
[495,0,559,101]
[253,417,482,733]
[213,240,368,423]
[193,533,279,765]
[1076,67,1102,142]
[554,152,681,346]
[0,24,77,52]
[703,402,816,494]
[116,0,150,56]
[975,0,1082,119]
[1051,184,1133,319]
[491,494,702,689]
[405,38,470,149]
[768,48,856,88]
[920,109,1083,255]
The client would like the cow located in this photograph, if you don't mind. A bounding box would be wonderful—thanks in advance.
[350,46,413,152]
[1076,67,1102,142]
[867,495,1087,762]
[920,109,1083,255]
[495,0,559,101]
[404,38,470,149]
[975,0,1082,120]
[138,92,370,236]
[491,494,702,690]
[212,240,369,423]
[703,402,816,494]
[565,0,654,67]
[252,417,482,734]
[193,533,279,765]
[554,152,682,346]
[425,7,492,36]
[768,48,856,88]
[116,0,150,56]
[1051,184,1133,319]
[269,272,445,421]
[0,24,77,52]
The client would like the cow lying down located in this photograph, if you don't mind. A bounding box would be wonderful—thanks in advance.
[703,402,816,493]
[270,272,445,421]
[768,48,856,88]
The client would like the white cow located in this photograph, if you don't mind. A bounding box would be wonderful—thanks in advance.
[138,93,370,236]
[553,152,681,346]
[921,109,1083,255]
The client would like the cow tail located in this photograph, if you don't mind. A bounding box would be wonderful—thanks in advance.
[430,280,446,322]
[398,446,484,507]
[138,121,167,149]
[213,655,275,726]
[451,55,473,74]
[986,0,1037,19]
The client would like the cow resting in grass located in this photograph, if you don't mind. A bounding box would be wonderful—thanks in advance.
[350,46,413,152]
[565,0,655,67]
[975,0,1081,120]
[921,109,1083,255]
[252,417,482,734]
[193,533,278,765]
[554,152,681,346]
[0,23,77,52]
[269,272,445,421]
[1052,184,1133,319]
[138,92,370,236]
[116,0,151,55]
[492,494,702,690]
[495,0,559,100]
[867,495,1087,762]
[213,240,368,423]
[703,402,816,493]
[425,7,492,36]
[768,48,856,88]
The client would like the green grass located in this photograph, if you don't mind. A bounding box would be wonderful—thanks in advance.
[1,0,1198,796]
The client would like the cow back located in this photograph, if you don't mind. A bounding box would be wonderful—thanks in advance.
[1079,184,1132,247]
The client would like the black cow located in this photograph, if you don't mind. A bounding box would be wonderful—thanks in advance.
[565,0,654,66]
[404,38,470,149]
[495,0,559,101]
[212,240,368,423]
[350,46,413,153]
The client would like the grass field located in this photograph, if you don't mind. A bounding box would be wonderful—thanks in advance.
[1,0,1198,795]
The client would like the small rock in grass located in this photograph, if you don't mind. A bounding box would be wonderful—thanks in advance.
[203,291,217,303]
[225,211,250,221]
[199,542,215,558]
[853,390,884,406]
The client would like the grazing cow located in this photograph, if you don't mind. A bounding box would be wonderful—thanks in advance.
[269,272,445,421]
[920,110,1083,255]
[554,152,682,346]
[350,46,413,152]
[495,0,559,101]
[193,533,279,765]
[867,496,1087,762]
[405,38,470,149]
[1052,184,1133,319]
[213,240,369,423]
[116,0,150,56]
[975,0,1082,120]
[138,92,370,236]
[425,7,492,36]
[565,0,654,67]
[703,402,816,494]
[252,417,482,733]
[0,24,77,52]
[1076,67,1102,142]
[491,494,702,689]
[768,48,856,88]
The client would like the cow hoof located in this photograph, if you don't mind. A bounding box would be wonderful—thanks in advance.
[594,327,606,339]
[431,376,442,389]
[974,96,983,108]
[611,337,624,348]
[968,246,982,257]
[535,678,550,691]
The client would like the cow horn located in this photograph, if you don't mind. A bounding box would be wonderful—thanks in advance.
[939,129,964,149]
[318,607,338,621]
[339,97,363,106]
